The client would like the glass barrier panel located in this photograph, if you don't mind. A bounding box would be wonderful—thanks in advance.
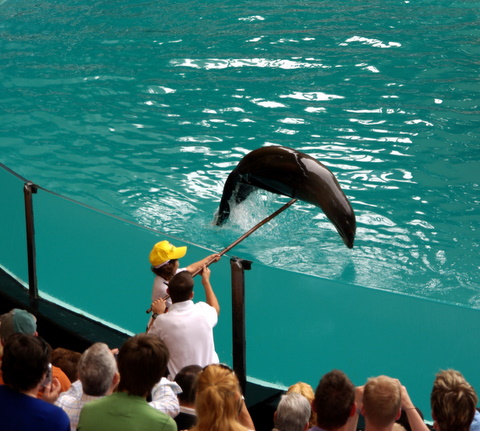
[32,188,233,358]
[0,166,28,284]
[3,166,480,423]
[245,261,480,420]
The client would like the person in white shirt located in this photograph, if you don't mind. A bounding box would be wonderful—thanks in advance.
[148,266,220,379]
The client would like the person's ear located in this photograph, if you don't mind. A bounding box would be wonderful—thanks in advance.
[349,402,357,417]
[190,291,194,299]
[395,408,402,420]
[110,372,120,393]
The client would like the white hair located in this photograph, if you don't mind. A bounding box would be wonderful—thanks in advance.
[78,342,117,396]
[274,393,311,431]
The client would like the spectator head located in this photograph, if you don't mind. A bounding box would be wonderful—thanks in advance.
[313,369,356,430]
[175,364,203,405]
[274,393,311,431]
[288,381,317,428]
[1,333,50,392]
[0,309,37,343]
[168,271,194,303]
[78,342,119,396]
[195,364,243,429]
[363,376,401,428]
[51,347,82,383]
[430,369,477,431]
[116,334,169,397]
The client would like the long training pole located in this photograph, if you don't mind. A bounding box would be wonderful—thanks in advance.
[191,197,298,276]
[146,198,297,313]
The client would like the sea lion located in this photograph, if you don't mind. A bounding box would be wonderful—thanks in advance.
[214,146,356,248]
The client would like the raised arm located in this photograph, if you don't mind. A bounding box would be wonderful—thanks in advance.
[185,254,220,274]
[201,265,220,315]
[398,380,430,431]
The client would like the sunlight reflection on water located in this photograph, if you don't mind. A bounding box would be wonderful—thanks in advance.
[1,0,479,307]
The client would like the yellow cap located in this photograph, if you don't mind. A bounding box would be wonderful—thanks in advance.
[149,240,187,267]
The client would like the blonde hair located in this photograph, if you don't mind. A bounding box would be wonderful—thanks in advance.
[363,376,401,428]
[431,369,477,431]
[192,365,248,431]
[288,382,316,428]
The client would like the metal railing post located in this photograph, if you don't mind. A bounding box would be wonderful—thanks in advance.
[23,181,38,303]
[230,257,252,394]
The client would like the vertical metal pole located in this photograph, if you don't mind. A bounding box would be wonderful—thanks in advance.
[230,257,252,395]
[23,181,38,303]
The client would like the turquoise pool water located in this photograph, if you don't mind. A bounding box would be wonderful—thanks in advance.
[1,0,479,311]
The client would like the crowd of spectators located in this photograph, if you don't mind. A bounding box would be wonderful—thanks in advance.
[0,305,478,431]
[0,243,477,431]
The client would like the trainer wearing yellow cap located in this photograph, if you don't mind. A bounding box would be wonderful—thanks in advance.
[149,241,218,310]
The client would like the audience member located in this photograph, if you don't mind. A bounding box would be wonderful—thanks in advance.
[52,347,82,383]
[55,342,119,431]
[57,343,180,421]
[471,409,480,431]
[148,266,220,378]
[0,308,71,394]
[174,364,203,430]
[287,381,317,428]
[150,375,181,417]
[362,376,401,431]
[312,369,356,431]
[191,363,255,431]
[77,334,176,431]
[273,392,311,431]
[0,333,70,431]
[430,369,477,431]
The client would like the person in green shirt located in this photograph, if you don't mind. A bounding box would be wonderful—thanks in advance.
[77,334,176,431]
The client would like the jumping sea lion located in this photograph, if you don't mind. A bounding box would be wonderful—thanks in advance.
[214,146,356,248]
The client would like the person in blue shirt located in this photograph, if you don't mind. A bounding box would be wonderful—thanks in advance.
[0,333,70,431]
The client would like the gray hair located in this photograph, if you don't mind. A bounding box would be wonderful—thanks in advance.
[78,342,117,396]
[274,393,311,431]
